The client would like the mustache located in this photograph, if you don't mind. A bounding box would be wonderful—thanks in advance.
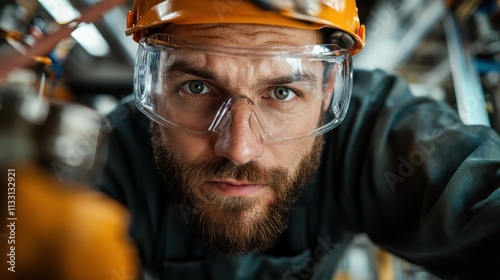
[181,159,290,187]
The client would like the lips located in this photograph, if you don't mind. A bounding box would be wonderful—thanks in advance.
[208,180,266,197]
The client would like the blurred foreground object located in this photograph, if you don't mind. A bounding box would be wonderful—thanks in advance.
[0,85,139,279]
[0,163,139,280]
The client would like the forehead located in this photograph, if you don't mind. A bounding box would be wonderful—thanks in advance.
[164,52,323,90]
[161,43,325,92]
[163,23,323,48]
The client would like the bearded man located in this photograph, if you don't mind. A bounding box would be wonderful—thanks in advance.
[97,0,500,279]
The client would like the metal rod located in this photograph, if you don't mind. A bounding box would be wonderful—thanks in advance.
[444,12,491,126]
[38,71,46,97]
[0,0,126,80]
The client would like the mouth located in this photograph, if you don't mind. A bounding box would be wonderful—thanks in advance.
[207,179,267,197]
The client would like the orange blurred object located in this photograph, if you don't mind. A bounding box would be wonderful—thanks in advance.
[0,162,139,280]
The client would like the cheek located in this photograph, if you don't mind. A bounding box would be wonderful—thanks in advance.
[160,126,316,173]
[160,127,215,163]
[270,138,317,174]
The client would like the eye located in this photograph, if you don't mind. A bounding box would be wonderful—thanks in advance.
[270,86,297,101]
[182,80,210,95]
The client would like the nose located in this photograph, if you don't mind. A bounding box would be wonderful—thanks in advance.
[212,98,265,164]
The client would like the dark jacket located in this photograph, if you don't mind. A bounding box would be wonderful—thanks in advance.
[97,69,500,280]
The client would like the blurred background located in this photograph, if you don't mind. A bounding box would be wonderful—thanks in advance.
[0,0,499,279]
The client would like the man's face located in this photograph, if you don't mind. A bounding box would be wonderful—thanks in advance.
[151,24,325,255]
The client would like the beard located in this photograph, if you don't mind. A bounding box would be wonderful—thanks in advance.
[151,123,324,255]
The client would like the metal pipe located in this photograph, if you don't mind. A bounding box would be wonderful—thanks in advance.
[444,12,491,126]
[0,0,126,80]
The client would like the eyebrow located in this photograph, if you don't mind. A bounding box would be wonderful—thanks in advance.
[167,60,319,88]
[262,73,318,88]
[168,60,219,81]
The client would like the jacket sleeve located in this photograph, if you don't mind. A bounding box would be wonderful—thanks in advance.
[335,69,500,279]
[94,95,165,273]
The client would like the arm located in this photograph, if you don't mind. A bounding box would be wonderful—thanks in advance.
[335,69,500,279]
[95,95,165,276]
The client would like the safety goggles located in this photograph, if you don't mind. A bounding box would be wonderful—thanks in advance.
[134,33,353,143]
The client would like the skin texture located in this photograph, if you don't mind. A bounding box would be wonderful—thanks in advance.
[151,24,327,254]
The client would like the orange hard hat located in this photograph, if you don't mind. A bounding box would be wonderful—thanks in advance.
[126,0,366,55]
